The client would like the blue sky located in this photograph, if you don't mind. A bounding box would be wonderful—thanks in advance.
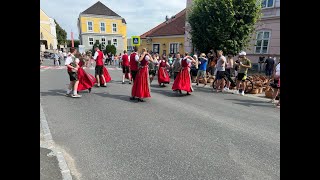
[40,0,186,39]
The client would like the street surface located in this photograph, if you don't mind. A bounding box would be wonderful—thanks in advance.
[40,59,280,180]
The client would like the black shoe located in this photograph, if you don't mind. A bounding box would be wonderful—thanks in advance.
[122,82,125,84]
[130,97,136,100]
[179,90,182,94]
[186,92,191,95]
[137,98,144,102]
[196,83,199,86]
[129,81,132,84]
[88,88,91,93]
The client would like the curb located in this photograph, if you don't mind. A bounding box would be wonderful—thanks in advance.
[40,103,73,180]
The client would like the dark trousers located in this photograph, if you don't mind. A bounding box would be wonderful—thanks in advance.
[174,72,179,80]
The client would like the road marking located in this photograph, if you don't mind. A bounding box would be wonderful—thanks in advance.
[40,103,73,180]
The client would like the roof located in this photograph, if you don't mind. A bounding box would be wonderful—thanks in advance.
[81,1,121,17]
[140,8,186,38]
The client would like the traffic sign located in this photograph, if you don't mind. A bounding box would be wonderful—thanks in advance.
[131,36,140,46]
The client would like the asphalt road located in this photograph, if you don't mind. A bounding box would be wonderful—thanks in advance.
[40,63,280,180]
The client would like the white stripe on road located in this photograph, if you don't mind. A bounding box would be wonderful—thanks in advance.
[40,103,73,180]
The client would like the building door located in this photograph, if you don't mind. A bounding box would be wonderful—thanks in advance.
[153,44,160,54]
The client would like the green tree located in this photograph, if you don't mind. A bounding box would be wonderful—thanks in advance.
[67,40,80,47]
[188,0,261,55]
[54,19,67,46]
[104,45,117,55]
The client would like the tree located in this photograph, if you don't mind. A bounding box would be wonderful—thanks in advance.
[104,45,117,55]
[188,0,261,55]
[54,19,67,46]
[67,40,80,47]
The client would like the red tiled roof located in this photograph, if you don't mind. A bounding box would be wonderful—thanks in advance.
[140,9,186,38]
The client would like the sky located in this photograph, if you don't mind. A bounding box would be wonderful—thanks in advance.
[40,0,186,40]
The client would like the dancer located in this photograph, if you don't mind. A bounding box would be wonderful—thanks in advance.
[121,50,131,84]
[93,46,107,87]
[172,52,196,95]
[131,48,152,102]
[149,54,157,83]
[157,56,170,87]
[65,47,81,98]
[75,53,95,93]
[129,46,140,100]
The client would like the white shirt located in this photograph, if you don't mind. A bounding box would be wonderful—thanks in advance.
[275,63,280,76]
[93,51,105,60]
[181,57,192,64]
[144,55,150,61]
[135,54,139,62]
[65,54,75,66]
[63,52,67,57]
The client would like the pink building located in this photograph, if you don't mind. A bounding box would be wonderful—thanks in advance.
[185,0,280,65]
[246,0,280,65]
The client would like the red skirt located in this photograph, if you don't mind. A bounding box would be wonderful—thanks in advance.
[131,67,151,98]
[158,67,170,84]
[77,68,95,91]
[99,66,112,84]
[172,67,194,92]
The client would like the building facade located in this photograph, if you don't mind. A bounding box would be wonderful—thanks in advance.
[246,0,280,64]
[78,1,127,53]
[40,9,58,50]
[185,0,280,64]
[140,9,186,56]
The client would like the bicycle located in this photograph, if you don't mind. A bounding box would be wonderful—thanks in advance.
[212,73,254,93]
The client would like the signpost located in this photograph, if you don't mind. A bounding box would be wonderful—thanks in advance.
[131,36,140,46]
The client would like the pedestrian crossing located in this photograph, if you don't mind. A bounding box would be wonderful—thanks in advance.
[40,66,122,71]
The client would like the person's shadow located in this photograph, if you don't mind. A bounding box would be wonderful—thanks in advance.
[40,89,91,97]
[94,92,138,103]
[224,98,272,108]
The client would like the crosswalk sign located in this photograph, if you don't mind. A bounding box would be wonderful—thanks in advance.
[132,36,140,46]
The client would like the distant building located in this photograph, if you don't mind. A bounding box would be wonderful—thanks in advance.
[78,1,127,53]
[139,9,186,56]
[185,0,280,64]
[40,9,58,51]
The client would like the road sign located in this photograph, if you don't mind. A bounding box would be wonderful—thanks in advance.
[131,36,140,46]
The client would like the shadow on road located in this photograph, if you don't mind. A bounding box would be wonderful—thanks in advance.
[94,92,138,103]
[40,89,90,97]
[224,98,273,108]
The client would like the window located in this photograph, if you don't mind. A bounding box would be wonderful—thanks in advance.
[100,22,105,32]
[169,43,179,54]
[108,40,111,45]
[113,38,118,47]
[87,21,93,32]
[153,44,160,54]
[112,23,117,33]
[255,31,270,54]
[261,0,274,8]
[101,37,106,49]
[88,37,94,46]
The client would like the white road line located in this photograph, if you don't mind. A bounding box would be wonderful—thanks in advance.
[40,103,73,180]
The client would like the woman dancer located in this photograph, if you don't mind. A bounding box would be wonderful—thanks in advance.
[172,52,196,95]
[157,56,170,87]
[131,49,152,102]
[75,53,95,93]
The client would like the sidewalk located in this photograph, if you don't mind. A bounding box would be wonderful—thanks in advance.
[40,126,62,180]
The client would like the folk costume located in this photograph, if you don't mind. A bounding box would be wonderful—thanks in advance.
[172,57,194,94]
[157,60,170,86]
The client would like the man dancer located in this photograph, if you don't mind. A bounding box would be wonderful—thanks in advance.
[65,47,81,98]
[121,50,131,84]
[129,46,140,100]
[93,46,107,87]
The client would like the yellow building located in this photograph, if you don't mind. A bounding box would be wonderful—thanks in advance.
[40,9,58,50]
[140,9,186,56]
[78,1,127,53]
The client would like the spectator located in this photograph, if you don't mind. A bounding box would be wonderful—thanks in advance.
[225,54,234,91]
[258,56,265,73]
[270,59,280,107]
[196,53,208,87]
[265,56,275,78]
[234,51,252,96]
[215,50,226,92]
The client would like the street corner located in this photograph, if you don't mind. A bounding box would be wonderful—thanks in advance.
[40,147,62,180]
